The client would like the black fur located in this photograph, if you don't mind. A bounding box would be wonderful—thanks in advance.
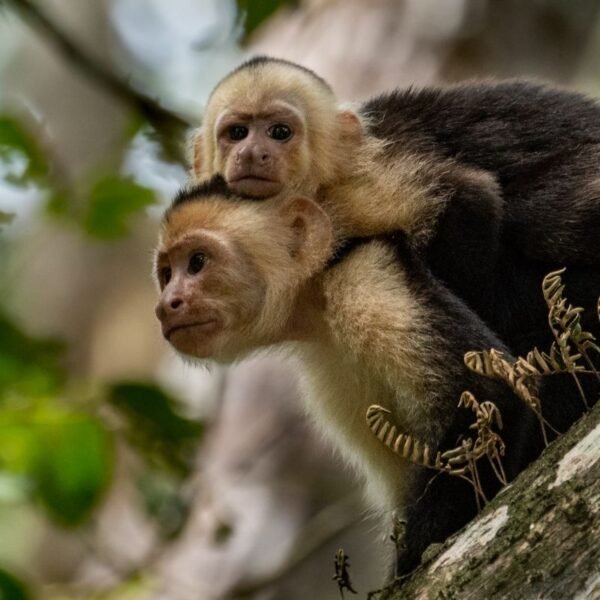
[213,55,334,99]
[361,81,600,436]
[355,83,600,574]
[394,244,538,575]
[168,174,233,213]
[362,81,600,263]
[167,174,268,220]
[333,234,539,575]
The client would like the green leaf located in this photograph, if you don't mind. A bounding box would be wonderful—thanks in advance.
[32,413,113,526]
[0,312,64,399]
[0,212,15,226]
[84,175,155,239]
[0,568,32,600]
[0,419,37,475]
[0,116,47,185]
[109,382,203,475]
[45,191,70,218]
[237,0,297,38]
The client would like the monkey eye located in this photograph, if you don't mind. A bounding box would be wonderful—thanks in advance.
[228,125,249,141]
[267,124,292,141]
[188,252,206,275]
[160,266,172,288]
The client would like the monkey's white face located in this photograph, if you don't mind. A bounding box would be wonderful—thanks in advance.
[214,101,310,198]
[154,195,334,363]
[154,224,265,361]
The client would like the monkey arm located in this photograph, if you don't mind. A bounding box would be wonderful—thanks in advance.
[322,235,538,573]
[323,234,513,438]
[329,154,505,324]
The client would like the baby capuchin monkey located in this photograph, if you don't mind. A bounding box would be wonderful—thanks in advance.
[155,176,538,575]
[193,56,600,433]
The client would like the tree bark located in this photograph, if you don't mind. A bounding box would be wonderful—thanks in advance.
[369,402,600,600]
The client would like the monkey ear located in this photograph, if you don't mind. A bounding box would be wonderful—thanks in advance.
[336,109,363,143]
[279,196,333,274]
[191,127,204,179]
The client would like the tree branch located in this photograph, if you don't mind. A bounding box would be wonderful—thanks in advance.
[370,402,600,599]
[5,0,190,159]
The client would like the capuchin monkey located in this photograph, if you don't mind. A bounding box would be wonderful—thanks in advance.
[193,56,600,433]
[154,176,539,575]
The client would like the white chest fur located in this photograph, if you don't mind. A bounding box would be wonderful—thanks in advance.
[294,343,414,515]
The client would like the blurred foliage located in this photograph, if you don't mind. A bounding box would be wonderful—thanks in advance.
[31,414,113,526]
[0,312,64,399]
[237,0,298,39]
[137,469,191,539]
[107,382,205,543]
[0,312,206,528]
[0,312,112,525]
[83,175,156,239]
[0,569,32,600]
[0,116,48,186]
[0,112,157,240]
[108,382,204,476]
[0,53,201,597]
[0,211,15,226]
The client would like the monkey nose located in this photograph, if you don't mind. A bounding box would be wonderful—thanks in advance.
[155,296,184,320]
[236,145,252,164]
[255,148,270,164]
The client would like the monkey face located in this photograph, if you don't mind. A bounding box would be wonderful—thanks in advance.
[192,62,355,198]
[154,224,261,360]
[155,193,334,362]
[213,101,309,199]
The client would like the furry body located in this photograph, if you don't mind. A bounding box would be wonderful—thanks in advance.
[306,234,537,572]
[183,61,600,572]
[343,81,600,434]
[155,183,538,574]
[198,61,600,400]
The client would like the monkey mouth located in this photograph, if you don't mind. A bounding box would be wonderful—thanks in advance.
[164,320,221,340]
[228,176,282,198]
[230,174,274,182]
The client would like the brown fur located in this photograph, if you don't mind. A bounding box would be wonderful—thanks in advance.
[155,185,538,575]
[193,61,490,247]
[154,195,448,515]
[196,62,351,198]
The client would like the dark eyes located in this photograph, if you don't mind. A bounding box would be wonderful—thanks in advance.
[228,125,248,141]
[188,252,206,275]
[160,266,171,288]
[226,123,292,142]
[268,124,292,141]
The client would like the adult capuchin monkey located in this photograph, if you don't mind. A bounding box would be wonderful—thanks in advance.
[193,56,600,434]
[154,176,539,576]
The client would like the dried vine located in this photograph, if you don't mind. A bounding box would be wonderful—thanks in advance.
[543,268,600,402]
[464,348,557,445]
[366,398,506,510]
[465,269,600,444]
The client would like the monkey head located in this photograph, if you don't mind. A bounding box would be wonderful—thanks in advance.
[193,57,362,198]
[154,176,333,362]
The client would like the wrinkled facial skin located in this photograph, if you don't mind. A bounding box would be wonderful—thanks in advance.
[154,225,266,361]
[215,101,307,198]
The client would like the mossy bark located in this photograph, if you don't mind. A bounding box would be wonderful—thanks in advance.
[369,402,600,600]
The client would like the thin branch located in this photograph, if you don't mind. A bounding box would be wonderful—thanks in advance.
[5,0,190,159]
[228,492,364,599]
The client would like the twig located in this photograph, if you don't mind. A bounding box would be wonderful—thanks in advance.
[5,0,190,160]
[228,492,363,599]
